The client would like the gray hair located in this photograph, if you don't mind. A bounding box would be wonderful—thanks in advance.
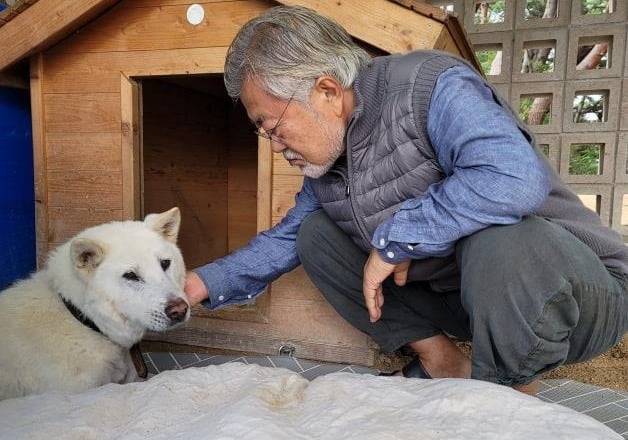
[224,6,371,102]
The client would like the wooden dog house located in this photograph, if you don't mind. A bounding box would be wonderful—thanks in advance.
[0,0,479,366]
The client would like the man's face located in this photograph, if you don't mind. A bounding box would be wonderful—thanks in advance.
[240,78,347,178]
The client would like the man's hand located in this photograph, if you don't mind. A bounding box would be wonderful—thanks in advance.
[184,271,209,307]
[363,249,411,323]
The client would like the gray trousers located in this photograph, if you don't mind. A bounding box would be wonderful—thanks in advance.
[296,210,628,386]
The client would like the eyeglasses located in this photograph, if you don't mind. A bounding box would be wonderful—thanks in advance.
[254,94,294,142]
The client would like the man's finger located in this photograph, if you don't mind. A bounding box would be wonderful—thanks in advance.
[363,283,381,323]
[393,262,410,286]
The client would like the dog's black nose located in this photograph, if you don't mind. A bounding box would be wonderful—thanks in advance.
[165,298,188,323]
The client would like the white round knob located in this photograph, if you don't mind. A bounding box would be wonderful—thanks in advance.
[186,4,205,26]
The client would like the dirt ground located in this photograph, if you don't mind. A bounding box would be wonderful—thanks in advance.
[377,335,628,391]
[543,335,627,390]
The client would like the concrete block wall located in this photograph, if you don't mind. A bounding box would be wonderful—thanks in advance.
[423,0,628,238]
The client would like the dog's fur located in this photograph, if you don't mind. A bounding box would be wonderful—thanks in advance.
[0,208,190,400]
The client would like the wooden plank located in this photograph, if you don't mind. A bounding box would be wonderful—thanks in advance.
[121,0,229,7]
[276,0,441,53]
[272,174,304,218]
[43,93,120,133]
[0,0,121,70]
[30,53,48,267]
[46,132,120,171]
[144,325,376,365]
[42,47,229,94]
[47,207,124,243]
[120,74,140,220]
[47,170,123,209]
[434,25,461,56]
[48,0,268,54]
[388,0,449,22]
[257,138,273,232]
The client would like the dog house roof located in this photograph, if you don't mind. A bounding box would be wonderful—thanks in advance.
[0,0,480,72]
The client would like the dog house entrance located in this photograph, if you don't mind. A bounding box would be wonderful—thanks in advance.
[140,74,270,325]
[136,74,375,364]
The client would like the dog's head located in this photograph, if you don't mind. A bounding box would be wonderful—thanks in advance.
[68,208,190,339]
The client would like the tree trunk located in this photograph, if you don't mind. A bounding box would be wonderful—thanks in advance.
[576,43,608,71]
[478,2,489,24]
[528,96,552,125]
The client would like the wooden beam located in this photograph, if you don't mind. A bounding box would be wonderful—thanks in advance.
[29,53,48,267]
[275,0,444,53]
[120,74,141,220]
[0,0,121,70]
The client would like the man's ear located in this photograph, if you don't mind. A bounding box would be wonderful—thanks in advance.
[313,76,344,117]
[71,238,106,272]
[144,207,181,243]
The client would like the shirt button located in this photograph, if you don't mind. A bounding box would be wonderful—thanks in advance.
[386,251,395,259]
[218,295,224,301]
[379,238,385,246]
[407,245,414,251]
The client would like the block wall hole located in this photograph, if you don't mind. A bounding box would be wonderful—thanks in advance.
[580,0,615,15]
[578,194,601,214]
[576,36,611,70]
[569,143,604,175]
[521,41,556,73]
[519,94,552,125]
[572,91,608,123]
[539,143,550,156]
[622,194,628,226]
[476,45,503,75]
[474,1,506,24]
[524,0,560,19]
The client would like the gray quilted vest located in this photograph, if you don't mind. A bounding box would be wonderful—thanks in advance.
[309,50,628,280]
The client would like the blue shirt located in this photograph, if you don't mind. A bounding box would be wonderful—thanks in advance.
[194,65,550,310]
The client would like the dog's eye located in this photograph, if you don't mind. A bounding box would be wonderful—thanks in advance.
[123,271,140,282]
[160,259,171,271]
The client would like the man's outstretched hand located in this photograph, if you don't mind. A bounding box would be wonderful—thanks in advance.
[363,249,411,323]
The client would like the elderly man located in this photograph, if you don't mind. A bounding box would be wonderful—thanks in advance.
[185,6,627,394]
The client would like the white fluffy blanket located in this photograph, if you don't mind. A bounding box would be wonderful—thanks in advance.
[0,363,620,439]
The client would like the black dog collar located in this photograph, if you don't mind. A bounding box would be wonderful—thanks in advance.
[59,294,147,379]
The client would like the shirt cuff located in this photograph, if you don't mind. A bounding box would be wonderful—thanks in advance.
[372,219,416,264]
[193,263,232,310]
[376,241,416,264]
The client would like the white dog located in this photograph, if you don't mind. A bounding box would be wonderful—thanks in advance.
[0,207,190,400]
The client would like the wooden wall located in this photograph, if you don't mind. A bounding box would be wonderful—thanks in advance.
[34,0,269,262]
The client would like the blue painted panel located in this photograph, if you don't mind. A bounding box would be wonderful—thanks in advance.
[0,87,35,290]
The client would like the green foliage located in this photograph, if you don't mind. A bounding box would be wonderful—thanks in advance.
[581,0,611,14]
[538,144,550,157]
[476,50,498,75]
[569,144,602,175]
[524,0,548,19]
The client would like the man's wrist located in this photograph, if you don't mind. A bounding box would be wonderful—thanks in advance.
[184,271,209,306]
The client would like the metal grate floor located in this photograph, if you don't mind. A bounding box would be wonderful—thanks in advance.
[143,351,628,439]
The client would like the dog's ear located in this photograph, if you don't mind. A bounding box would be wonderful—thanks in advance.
[144,207,181,243]
[70,238,106,272]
